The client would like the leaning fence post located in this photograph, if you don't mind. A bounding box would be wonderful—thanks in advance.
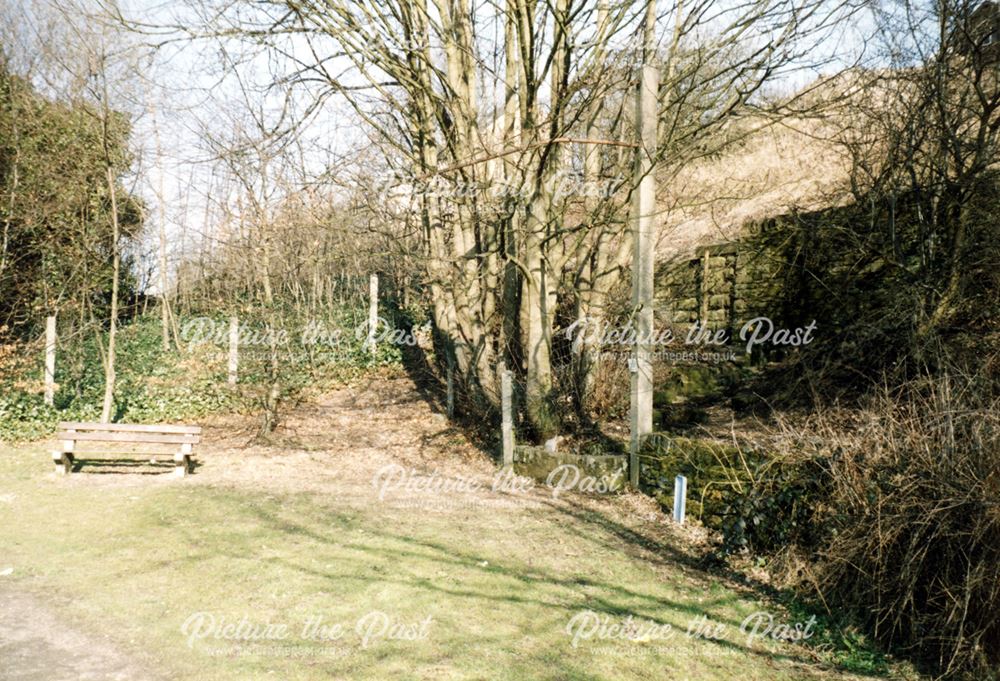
[446,356,455,418]
[44,315,56,406]
[368,273,379,356]
[673,474,688,524]
[228,316,239,385]
[500,362,514,468]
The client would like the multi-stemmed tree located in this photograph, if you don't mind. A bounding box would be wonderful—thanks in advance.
[117,0,855,435]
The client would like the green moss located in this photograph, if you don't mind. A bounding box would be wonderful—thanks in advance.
[639,435,755,524]
[639,433,829,554]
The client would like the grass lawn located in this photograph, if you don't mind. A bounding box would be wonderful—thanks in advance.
[0,379,901,680]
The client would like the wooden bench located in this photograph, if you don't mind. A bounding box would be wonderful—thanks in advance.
[52,422,201,477]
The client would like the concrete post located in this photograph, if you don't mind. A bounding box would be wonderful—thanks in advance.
[629,58,659,488]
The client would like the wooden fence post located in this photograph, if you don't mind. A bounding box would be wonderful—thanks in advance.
[500,362,514,468]
[228,316,239,385]
[368,273,378,356]
[44,315,56,406]
[673,474,688,524]
[700,249,711,327]
[446,357,455,418]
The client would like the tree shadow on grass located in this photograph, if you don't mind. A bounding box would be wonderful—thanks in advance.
[537,497,783,600]
[186,498,847,675]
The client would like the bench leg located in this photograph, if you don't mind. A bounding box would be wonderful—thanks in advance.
[52,451,74,475]
[173,453,191,477]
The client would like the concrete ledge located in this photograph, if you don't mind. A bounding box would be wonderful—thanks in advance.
[513,445,627,491]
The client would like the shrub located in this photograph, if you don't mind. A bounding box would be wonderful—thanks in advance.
[0,306,405,443]
[642,372,1000,678]
[639,434,829,553]
[812,376,1000,678]
[0,391,60,441]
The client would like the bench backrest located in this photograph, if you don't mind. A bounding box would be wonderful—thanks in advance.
[57,422,201,445]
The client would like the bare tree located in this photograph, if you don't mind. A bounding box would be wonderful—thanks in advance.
[114,0,856,435]
[828,0,1000,352]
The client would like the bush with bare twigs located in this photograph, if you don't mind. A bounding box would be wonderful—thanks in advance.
[803,373,1000,678]
[644,370,1000,677]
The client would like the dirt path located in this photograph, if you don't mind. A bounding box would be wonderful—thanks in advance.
[194,375,495,496]
[0,587,157,681]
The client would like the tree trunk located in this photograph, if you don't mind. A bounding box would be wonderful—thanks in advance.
[100,163,121,424]
[574,0,610,407]
[151,101,172,352]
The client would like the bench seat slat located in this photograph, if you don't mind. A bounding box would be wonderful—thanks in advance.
[57,431,200,445]
[64,442,195,452]
[58,422,201,435]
